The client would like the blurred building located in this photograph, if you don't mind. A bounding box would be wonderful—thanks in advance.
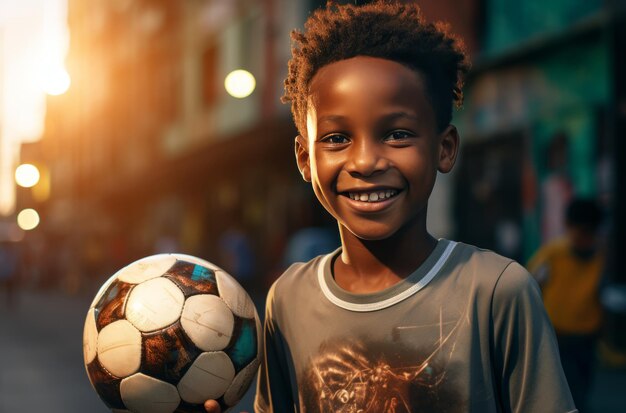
[17,0,314,290]
[452,0,625,271]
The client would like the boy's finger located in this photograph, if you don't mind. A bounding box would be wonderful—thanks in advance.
[204,399,221,413]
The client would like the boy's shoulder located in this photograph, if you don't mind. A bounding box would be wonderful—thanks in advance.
[448,241,538,299]
[449,241,518,275]
[452,240,513,265]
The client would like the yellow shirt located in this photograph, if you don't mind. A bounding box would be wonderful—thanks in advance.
[527,238,604,334]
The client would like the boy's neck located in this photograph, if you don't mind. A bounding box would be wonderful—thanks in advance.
[333,224,438,294]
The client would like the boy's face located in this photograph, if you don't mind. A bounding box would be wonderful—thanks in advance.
[296,56,458,241]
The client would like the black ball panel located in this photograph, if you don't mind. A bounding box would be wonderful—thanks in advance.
[165,260,219,297]
[141,320,202,385]
[225,316,258,373]
[94,279,134,331]
[86,359,125,410]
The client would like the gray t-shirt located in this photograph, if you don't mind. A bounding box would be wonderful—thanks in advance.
[254,239,577,413]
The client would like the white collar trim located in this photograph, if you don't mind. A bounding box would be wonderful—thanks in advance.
[317,240,457,312]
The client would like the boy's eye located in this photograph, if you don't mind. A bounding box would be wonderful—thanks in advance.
[385,130,413,141]
[321,134,349,144]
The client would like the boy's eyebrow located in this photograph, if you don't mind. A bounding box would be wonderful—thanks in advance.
[317,111,419,124]
[382,111,420,122]
[318,114,347,124]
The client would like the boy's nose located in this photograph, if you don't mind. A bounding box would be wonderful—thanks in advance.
[345,139,389,177]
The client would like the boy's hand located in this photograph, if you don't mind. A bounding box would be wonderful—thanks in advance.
[204,400,221,413]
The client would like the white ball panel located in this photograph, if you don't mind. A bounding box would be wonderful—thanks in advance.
[97,320,141,378]
[177,352,235,403]
[223,358,260,406]
[116,254,177,284]
[215,271,255,319]
[181,295,234,351]
[83,308,98,364]
[126,278,184,332]
[120,373,180,413]
[171,253,224,272]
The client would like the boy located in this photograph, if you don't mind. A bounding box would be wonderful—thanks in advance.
[528,197,605,411]
[207,2,576,412]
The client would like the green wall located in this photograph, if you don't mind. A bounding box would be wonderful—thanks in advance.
[484,0,604,55]
[455,36,609,260]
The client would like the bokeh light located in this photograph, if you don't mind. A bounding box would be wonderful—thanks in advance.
[17,208,40,230]
[15,163,40,188]
[224,69,255,98]
[43,67,71,95]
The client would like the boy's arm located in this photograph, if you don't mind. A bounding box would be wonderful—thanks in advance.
[491,262,577,413]
[254,283,296,413]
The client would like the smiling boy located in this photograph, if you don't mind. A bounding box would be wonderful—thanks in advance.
[205,2,576,412]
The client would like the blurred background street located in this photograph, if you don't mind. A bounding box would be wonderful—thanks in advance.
[1,0,626,412]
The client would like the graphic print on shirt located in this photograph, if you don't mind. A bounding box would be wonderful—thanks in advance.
[299,309,467,413]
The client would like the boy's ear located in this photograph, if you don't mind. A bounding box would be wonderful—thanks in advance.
[437,125,460,173]
[294,135,311,182]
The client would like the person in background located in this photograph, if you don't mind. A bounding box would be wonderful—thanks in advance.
[528,197,605,412]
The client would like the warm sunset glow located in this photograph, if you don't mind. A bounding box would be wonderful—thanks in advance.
[15,163,40,188]
[31,165,50,202]
[43,67,71,95]
[17,208,40,230]
[224,69,256,98]
[0,0,69,215]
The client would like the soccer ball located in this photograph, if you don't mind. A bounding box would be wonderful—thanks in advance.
[83,254,261,413]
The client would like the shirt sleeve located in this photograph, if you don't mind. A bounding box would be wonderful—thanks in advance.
[254,283,296,413]
[491,261,578,413]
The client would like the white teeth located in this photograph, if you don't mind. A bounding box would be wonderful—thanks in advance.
[348,190,397,202]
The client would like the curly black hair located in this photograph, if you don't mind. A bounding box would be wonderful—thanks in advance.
[283,1,470,136]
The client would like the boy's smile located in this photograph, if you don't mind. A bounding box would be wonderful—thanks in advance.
[296,56,458,242]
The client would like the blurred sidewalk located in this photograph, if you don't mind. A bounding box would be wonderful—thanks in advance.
[0,289,108,413]
[0,288,624,412]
